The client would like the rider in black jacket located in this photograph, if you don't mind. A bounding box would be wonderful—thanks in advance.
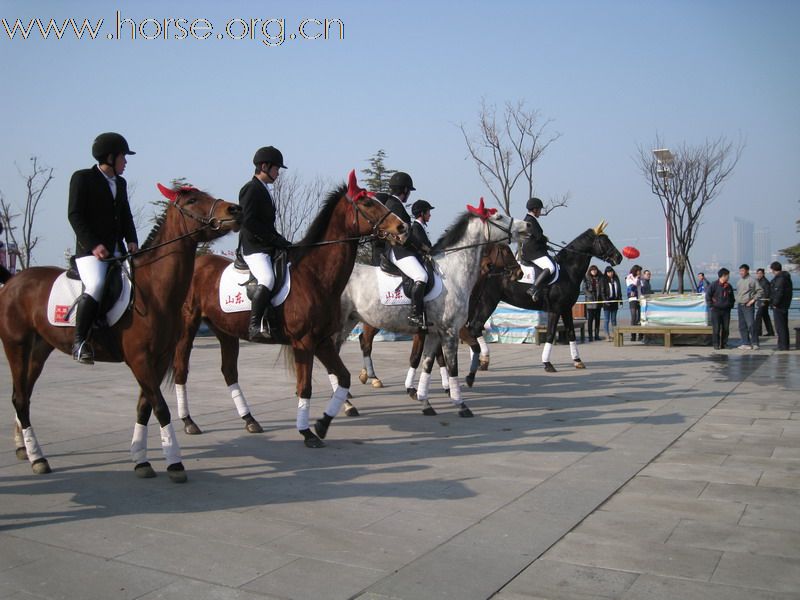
[521,197,555,302]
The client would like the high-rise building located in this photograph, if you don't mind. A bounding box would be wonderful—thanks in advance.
[754,228,771,267]
[733,218,754,267]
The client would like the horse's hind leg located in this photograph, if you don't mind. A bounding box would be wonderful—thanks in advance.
[460,326,482,388]
[358,325,382,388]
[435,345,450,395]
[218,332,262,433]
[173,302,203,434]
[293,344,324,448]
[312,337,351,441]
[562,311,585,369]
[414,336,439,416]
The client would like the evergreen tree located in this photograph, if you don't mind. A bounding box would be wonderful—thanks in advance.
[361,149,396,193]
[779,204,799,267]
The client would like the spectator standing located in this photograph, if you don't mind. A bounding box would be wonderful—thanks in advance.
[582,265,602,341]
[705,268,735,349]
[599,266,622,341]
[755,268,775,337]
[769,261,793,351]
[641,269,653,296]
[735,264,763,350]
[625,264,643,341]
[696,272,706,293]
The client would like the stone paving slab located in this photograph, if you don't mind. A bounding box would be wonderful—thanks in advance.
[0,333,797,599]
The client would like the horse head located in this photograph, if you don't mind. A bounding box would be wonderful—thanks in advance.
[591,220,623,265]
[345,170,407,245]
[467,198,532,244]
[481,243,523,281]
[157,183,241,242]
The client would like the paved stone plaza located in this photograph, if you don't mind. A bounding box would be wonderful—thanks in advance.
[1,335,798,599]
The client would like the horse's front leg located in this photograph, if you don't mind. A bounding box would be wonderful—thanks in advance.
[312,337,352,441]
[440,330,473,418]
[218,332,263,433]
[358,325,383,388]
[131,383,186,483]
[435,346,450,396]
[414,335,439,415]
[542,312,559,372]
[562,311,585,369]
[11,338,54,474]
[404,330,427,398]
[173,301,203,434]
[293,344,324,448]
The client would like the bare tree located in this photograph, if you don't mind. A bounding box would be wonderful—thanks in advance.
[636,136,744,293]
[272,171,327,242]
[460,99,562,216]
[0,156,54,269]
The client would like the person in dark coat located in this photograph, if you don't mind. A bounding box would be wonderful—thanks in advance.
[521,197,555,302]
[67,132,139,364]
[383,172,429,329]
[755,268,775,337]
[769,261,793,351]
[239,146,291,342]
[582,265,602,340]
[599,266,622,340]
[705,267,736,349]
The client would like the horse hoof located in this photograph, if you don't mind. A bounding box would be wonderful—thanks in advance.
[314,418,330,440]
[245,421,264,434]
[344,405,360,417]
[358,369,368,385]
[134,462,157,478]
[422,406,437,416]
[31,458,51,474]
[167,463,188,483]
[347,391,353,400]
[371,378,384,389]
[304,437,326,449]
[444,388,452,398]
[465,373,476,388]
[479,357,490,371]
[15,446,27,461]
[544,362,557,373]
[182,417,202,435]
[574,360,586,369]
[407,387,418,401]
[458,404,474,418]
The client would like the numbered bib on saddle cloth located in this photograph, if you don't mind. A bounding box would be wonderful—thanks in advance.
[519,261,560,286]
[219,252,291,313]
[377,257,443,306]
[47,259,133,327]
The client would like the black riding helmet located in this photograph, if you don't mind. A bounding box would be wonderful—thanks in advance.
[526,197,544,211]
[411,199,434,217]
[253,146,287,169]
[389,171,415,192]
[92,132,135,163]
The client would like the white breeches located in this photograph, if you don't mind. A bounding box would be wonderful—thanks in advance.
[76,254,110,301]
[243,252,275,290]
[390,250,427,283]
[532,255,555,273]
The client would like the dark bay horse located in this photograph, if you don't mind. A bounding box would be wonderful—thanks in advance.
[464,221,622,376]
[346,243,523,415]
[172,172,407,447]
[0,185,241,480]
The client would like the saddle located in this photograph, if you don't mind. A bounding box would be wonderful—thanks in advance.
[234,248,288,301]
[380,254,436,298]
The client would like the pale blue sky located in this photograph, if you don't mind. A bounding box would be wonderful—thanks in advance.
[1,0,798,271]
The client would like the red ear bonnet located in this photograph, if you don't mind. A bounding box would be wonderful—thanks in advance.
[157,183,178,202]
[347,170,374,202]
[466,197,497,221]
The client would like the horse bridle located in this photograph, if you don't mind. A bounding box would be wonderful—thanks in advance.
[347,193,403,243]
[485,215,515,245]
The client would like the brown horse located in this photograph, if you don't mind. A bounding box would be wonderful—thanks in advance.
[346,242,523,415]
[0,185,241,481]
[172,172,407,447]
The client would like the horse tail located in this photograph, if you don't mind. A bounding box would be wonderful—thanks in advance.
[278,345,296,377]
[0,265,13,285]
[161,364,176,389]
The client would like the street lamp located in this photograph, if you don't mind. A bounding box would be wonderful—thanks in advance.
[653,148,674,291]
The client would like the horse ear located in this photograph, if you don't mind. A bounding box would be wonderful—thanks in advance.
[157,183,179,203]
[347,170,360,200]
[594,220,607,235]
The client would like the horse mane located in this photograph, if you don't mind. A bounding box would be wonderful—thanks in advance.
[432,212,475,252]
[293,183,346,260]
[141,204,169,249]
[555,228,595,261]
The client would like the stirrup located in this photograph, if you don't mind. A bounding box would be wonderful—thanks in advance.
[527,287,540,301]
[248,325,272,343]
[72,341,94,365]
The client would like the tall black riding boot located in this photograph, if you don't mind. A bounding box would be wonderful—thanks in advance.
[408,281,427,330]
[248,285,272,342]
[526,268,551,303]
[72,293,99,365]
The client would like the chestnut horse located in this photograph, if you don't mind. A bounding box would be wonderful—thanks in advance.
[346,242,523,415]
[0,185,241,481]
[172,172,407,447]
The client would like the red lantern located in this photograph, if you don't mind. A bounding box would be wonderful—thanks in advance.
[622,246,640,259]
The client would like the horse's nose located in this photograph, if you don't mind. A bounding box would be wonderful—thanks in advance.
[397,223,406,233]
[228,204,242,217]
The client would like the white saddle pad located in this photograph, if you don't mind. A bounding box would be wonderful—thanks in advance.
[219,262,291,313]
[47,263,133,327]
[519,263,560,286]
[377,270,443,306]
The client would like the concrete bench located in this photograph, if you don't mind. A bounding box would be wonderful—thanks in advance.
[613,325,712,348]
[535,319,586,345]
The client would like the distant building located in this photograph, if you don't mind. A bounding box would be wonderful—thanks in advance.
[733,218,754,266]
[754,228,771,267]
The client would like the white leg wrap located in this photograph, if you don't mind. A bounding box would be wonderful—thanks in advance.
[363,356,376,378]
[160,423,182,467]
[328,373,339,392]
[440,366,449,389]
[130,422,148,464]
[229,383,249,417]
[448,377,463,404]
[325,386,349,418]
[569,341,580,361]
[22,426,44,463]
[14,422,24,449]
[542,342,553,363]
[478,336,490,355]
[297,397,310,430]
[175,384,189,419]
[417,372,432,401]
[405,367,416,389]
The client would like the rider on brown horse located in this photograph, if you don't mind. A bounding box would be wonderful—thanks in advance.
[522,197,555,302]
[67,132,139,365]
[382,172,430,329]
[239,146,291,342]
